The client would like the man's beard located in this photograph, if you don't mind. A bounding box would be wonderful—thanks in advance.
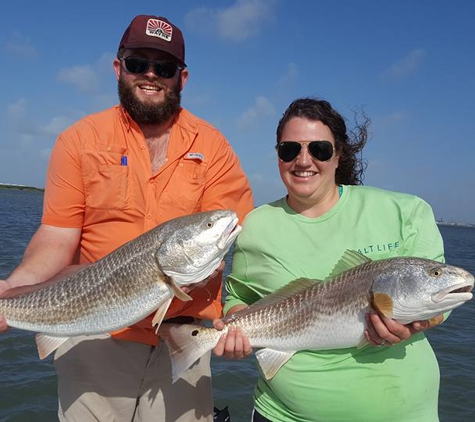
[118,77,182,125]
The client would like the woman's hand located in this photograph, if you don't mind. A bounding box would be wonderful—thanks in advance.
[365,311,444,347]
[212,317,252,359]
[213,304,252,359]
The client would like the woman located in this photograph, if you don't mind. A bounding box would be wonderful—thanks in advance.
[214,98,445,421]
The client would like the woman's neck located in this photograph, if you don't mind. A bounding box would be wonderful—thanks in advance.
[287,185,341,218]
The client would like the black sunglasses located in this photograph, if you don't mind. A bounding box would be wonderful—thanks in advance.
[276,140,334,163]
[120,57,183,79]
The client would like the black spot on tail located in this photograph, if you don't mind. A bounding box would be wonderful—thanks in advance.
[192,330,199,336]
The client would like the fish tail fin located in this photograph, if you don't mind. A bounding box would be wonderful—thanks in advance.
[159,323,217,383]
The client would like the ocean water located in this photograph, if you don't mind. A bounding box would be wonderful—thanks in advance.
[0,190,474,422]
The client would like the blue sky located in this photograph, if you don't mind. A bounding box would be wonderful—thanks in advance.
[1,1,474,224]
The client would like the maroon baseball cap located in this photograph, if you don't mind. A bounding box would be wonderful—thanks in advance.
[118,15,186,67]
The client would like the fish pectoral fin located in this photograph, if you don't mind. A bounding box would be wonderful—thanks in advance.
[35,334,71,359]
[356,337,369,349]
[372,292,394,318]
[152,297,173,333]
[255,348,296,380]
[163,275,193,302]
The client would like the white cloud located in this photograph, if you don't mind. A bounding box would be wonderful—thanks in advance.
[217,0,275,41]
[185,92,212,108]
[278,63,299,90]
[6,99,36,138]
[383,49,427,79]
[237,96,276,130]
[7,98,28,120]
[56,52,116,97]
[5,99,73,149]
[371,111,407,131]
[39,115,75,136]
[58,65,99,94]
[248,172,286,206]
[186,0,275,41]
[39,148,52,160]
[4,32,38,59]
[97,52,116,74]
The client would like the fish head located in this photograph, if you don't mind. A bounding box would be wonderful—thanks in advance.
[372,258,474,324]
[157,210,241,285]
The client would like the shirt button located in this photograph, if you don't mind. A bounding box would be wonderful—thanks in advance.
[146,214,152,219]
[149,179,155,184]
[107,146,112,152]
[140,145,146,150]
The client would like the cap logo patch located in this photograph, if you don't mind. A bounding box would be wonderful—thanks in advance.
[146,19,173,42]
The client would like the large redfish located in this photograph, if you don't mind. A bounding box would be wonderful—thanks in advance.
[0,210,241,359]
[159,250,474,381]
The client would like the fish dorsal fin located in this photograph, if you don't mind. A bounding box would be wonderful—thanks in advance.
[255,348,296,380]
[225,278,319,321]
[152,297,174,333]
[1,264,91,299]
[327,250,372,279]
[372,292,394,318]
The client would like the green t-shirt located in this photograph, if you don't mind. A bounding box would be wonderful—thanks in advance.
[225,185,444,422]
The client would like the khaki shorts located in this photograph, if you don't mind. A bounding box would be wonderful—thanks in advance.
[54,333,213,422]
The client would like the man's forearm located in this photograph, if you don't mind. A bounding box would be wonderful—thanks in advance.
[5,224,81,288]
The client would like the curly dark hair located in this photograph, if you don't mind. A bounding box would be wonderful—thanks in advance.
[276,97,369,185]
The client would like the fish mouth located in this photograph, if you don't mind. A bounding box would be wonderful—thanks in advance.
[433,281,474,303]
[217,217,241,250]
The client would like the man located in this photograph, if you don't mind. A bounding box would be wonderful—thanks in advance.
[0,14,253,422]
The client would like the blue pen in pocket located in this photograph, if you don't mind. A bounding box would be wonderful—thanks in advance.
[121,155,128,166]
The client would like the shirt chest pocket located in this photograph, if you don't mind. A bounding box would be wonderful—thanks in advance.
[162,160,207,213]
[81,146,129,210]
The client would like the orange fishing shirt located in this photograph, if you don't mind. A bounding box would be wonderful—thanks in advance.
[42,105,254,345]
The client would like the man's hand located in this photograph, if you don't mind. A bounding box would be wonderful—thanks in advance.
[0,281,10,332]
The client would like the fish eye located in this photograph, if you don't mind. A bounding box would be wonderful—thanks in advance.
[430,268,443,277]
[206,222,214,228]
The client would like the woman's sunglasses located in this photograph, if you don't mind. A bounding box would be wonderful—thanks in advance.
[276,140,334,163]
[120,57,183,79]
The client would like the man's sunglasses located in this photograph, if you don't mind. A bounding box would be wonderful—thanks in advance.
[276,140,334,163]
[120,57,183,79]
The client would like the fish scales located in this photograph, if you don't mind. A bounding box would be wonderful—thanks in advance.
[1,228,169,333]
[0,210,241,355]
[224,268,373,350]
[159,252,474,382]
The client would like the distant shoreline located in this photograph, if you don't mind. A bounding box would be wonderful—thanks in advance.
[0,183,44,193]
[0,183,473,227]
[436,221,475,229]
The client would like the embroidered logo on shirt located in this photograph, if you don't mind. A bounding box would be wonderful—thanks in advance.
[146,19,173,42]
[185,152,205,161]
